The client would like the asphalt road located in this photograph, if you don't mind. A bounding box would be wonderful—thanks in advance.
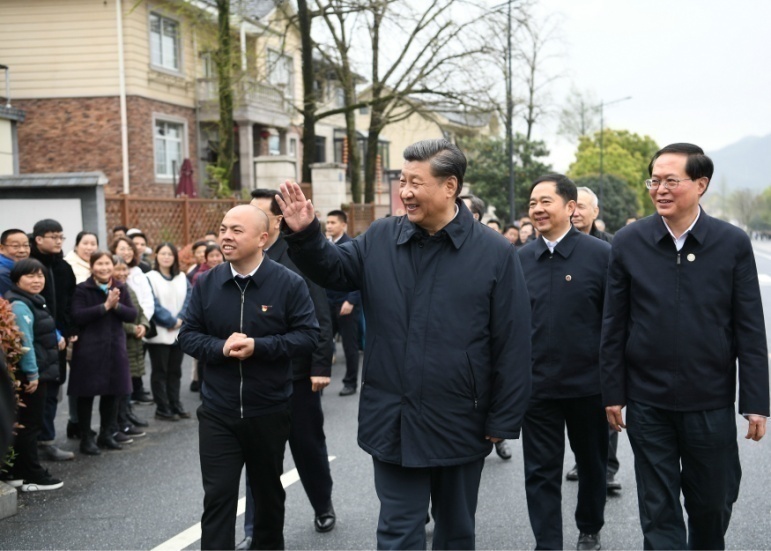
[2,242,771,550]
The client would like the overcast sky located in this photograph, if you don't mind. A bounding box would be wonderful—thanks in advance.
[528,0,771,172]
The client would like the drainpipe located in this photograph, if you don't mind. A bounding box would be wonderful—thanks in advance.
[116,0,130,194]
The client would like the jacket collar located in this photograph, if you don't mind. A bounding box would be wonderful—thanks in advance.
[6,284,47,308]
[0,254,13,268]
[532,226,581,260]
[651,208,710,246]
[213,253,276,289]
[267,234,289,260]
[396,198,472,250]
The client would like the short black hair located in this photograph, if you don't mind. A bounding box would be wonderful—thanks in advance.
[487,219,501,228]
[32,219,63,239]
[75,231,98,247]
[192,240,208,251]
[89,250,114,268]
[153,242,181,277]
[648,143,714,190]
[10,258,46,284]
[251,188,283,216]
[204,243,222,260]
[130,232,148,243]
[112,225,128,234]
[460,194,485,218]
[529,174,578,205]
[327,210,348,224]
[1,229,26,245]
[403,139,466,197]
[504,224,519,234]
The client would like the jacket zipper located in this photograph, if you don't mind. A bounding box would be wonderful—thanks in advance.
[238,280,249,419]
[675,252,681,405]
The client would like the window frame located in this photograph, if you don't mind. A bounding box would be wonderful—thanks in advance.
[152,113,188,183]
[149,11,183,75]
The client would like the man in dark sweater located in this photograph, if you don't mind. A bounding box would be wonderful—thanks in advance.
[29,219,76,462]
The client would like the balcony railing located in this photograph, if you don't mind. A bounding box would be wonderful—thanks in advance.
[196,77,291,114]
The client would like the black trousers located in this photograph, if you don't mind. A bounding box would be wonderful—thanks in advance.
[77,394,118,434]
[523,395,608,550]
[244,377,334,537]
[198,405,290,550]
[627,400,741,550]
[330,302,360,387]
[147,343,184,413]
[11,375,47,480]
[372,457,485,550]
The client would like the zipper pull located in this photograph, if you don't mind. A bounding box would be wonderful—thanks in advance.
[677,253,681,265]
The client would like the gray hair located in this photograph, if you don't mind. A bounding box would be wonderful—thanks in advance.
[403,139,466,196]
[576,186,599,208]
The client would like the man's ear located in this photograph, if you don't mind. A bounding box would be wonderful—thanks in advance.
[445,176,459,197]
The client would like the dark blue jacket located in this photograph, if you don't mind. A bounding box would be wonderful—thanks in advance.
[0,254,13,296]
[267,234,334,380]
[519,228,611,399]
[601,211,770,415]
[285,201,532,467]
[178,257,320,418]
[325,232,360,306]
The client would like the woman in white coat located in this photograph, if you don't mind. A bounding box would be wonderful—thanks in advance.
[144,242,190,421]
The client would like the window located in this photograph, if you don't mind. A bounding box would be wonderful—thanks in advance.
[268,136,281,156]
[314,136,326,163]
[335,86,345,108]
[150,13,181,72]
[289,138,297,157]
[268,50,294,100]
[154,118,185,179]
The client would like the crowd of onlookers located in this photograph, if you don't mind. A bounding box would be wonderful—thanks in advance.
[0,221,222,492]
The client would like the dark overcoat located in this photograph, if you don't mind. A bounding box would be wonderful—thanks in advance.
[285,200,532,468]
[68,277,136,397]
[601,211,770,415]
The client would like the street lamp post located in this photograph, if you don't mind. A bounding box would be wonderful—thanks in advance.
[596,96,631,208]
[506,0,515,224]
[489,0,518,223]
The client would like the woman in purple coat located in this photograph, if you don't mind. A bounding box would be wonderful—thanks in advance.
[69,251,137,455]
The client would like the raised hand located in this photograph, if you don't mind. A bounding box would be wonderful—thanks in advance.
[105,288,120,310]
[277,180,316,232]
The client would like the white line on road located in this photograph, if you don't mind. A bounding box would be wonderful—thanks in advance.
[151,456,337,551]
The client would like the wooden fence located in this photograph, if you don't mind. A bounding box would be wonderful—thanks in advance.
[105,184,332,248]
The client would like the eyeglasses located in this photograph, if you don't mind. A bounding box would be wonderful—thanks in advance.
[645,178,692,190]
[4,243,31,249]
[43,234,66,242]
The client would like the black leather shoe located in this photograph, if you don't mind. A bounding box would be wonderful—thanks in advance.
[155,409,180,422]
[494,440,512,460]
[577,532,601,550]
[314,505,336,533]
[339,386,356,396]
[80,435,101,456]
[566,465,579,481]
[66,421,81,439]
[606,472,622,492]
[97,431,123,450]
[235,536,252,550]
[131,391,153,405]
[172,405,192,419]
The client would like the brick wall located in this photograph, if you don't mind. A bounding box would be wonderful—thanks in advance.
[15,96,197,196]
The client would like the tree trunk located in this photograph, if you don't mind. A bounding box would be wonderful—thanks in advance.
[216,0,235,192]
[344,83,361,203]
[298,0,316,184]
[364,108,383,203]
